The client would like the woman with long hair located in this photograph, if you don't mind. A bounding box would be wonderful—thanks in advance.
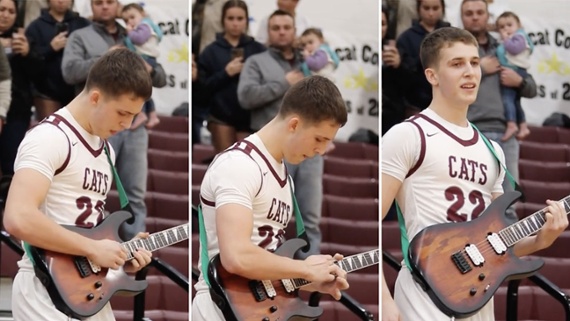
[198,0,265,153]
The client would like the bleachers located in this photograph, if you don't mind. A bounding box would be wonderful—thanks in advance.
[191,142,379,321]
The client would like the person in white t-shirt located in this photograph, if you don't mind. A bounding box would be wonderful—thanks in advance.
[3,49,154,321]
[192,76,349,321]
[381,27,568,321]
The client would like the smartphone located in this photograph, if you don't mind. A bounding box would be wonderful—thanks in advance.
[230,48,244,60]
[55,22,69,34]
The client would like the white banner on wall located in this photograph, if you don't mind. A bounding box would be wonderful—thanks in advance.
[74,0,189,116]
[247,0,379,141]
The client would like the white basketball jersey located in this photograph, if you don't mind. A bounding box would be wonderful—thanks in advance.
[383,108,505,242]
[194,134,294,294]
[15,108,115,270]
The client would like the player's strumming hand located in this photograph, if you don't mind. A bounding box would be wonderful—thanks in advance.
[300,253,349,300]
[123,232,153,273]
[382,296,401,321]
[87,239,128,270]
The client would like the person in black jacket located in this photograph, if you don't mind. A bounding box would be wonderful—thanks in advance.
[396,0,450,112]
[25,0,90,121]
[0,0,44,176]
[198,0,265,153]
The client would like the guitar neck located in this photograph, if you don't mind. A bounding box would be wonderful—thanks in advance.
[121,223,189,260]
[499,195,570,247]
[288,249,380,289]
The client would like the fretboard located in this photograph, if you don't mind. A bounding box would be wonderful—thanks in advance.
[288,249,380,289]
[499,195,570,247]
[121,223,189,260]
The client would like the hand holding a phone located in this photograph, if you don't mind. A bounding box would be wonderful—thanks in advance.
[11,28,29,56]
[50,31,68,52]
[225,57,244,77]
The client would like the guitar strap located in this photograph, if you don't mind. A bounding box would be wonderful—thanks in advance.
[198,175,306,287]
[23,140,129,266]
[395,123,522,270]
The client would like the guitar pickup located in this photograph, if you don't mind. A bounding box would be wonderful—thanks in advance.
[451,251,472,274]
[248,280,267,302]
[74,257,92,278]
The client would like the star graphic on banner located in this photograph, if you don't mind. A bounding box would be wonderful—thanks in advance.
[168,43,189,64]
[344,68,378,92]
[537,53,567,75]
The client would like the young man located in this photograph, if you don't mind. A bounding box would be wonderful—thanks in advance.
[3,49,154,321]
[238,9,323,259]
[192,76,350,320]
[381,27,568,321]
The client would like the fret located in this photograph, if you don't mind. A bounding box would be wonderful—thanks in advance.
[119,224,189,259]
[563,198,570,213]
[527,217,537,232]
[362,253,373,266]
[351,256,363,270]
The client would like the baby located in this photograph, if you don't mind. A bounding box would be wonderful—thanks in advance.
[299,28,340,81]
[496,11,534,141]
[121,2,163,128]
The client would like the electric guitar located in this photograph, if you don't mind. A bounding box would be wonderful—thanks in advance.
[27,210,189,319]
[207,238,379,321]
[408,191,568,317]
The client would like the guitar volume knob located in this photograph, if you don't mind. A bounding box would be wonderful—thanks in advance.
[478,273,485,281]
[87,293,95,301]
[95,281,102,288]
[270,305,278,312]
[262,318,270,321]
[469,288,477,296]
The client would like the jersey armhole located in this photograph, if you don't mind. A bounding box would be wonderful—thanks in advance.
[404,118,426,178]
[40,118,71,176]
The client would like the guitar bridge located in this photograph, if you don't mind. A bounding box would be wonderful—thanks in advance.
[249,280,267,302]
[451,251,472,274]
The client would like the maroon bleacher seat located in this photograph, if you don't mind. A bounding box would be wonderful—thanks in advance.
[324,156,378,179]
[323,174,378,198]
[515,201,544,220]
[191,185,200,206]
[323,194,378,221]
[147,191,188,221]
[148,169,188,195]
[327,142,367,159]
[519,141,570,162]
[147,149,189,172]
[525,126,560,144]
[192,144,216,164]
[191,164,208,186]
[155,247,188,278]
[151,116,188,134]
[322,217,378,247]
[148,131,189,152]
[519,159,570,183]
[0,241,20,278]
[519,180,570,204]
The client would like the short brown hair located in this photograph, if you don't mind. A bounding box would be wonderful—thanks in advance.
[85,49,152,100]
[279,76,347,126]
[301,27,323,40]
[496,11,521,27]
[420,26,478,70]
[121,2,144,14]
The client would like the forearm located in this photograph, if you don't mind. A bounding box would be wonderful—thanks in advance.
[0,79,11,118]
[128,24,152,45]
[4,207,96,257]
[221,243,310,281]
[513,235,543,257]
[519,74,537,98]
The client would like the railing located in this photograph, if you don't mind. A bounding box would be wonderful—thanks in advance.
[382,250,570,321]
[190,205,374,320]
